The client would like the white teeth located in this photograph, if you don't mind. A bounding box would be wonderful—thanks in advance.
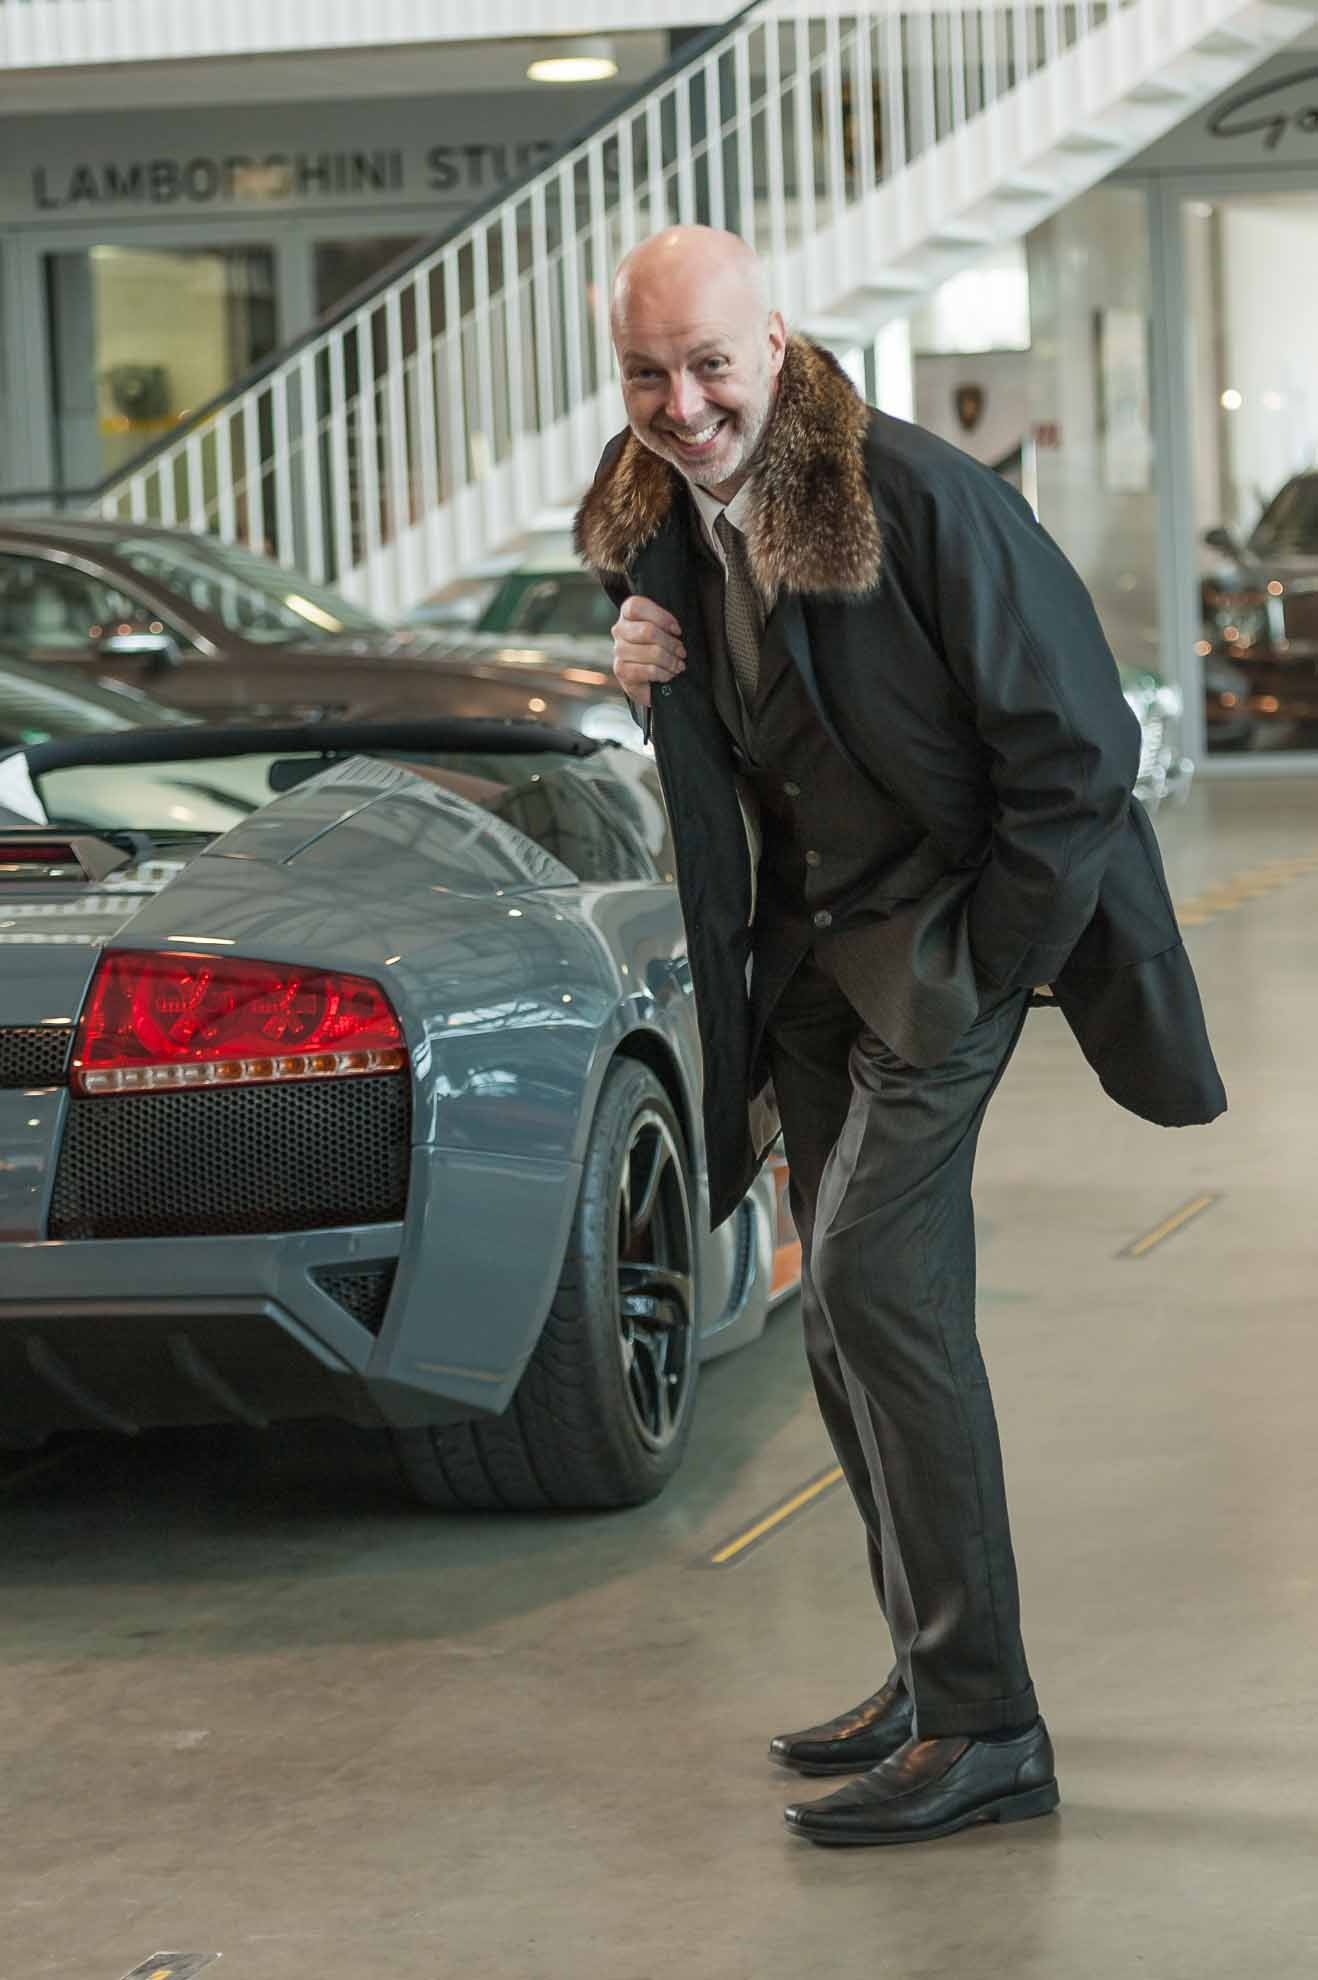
[674,420,724,445]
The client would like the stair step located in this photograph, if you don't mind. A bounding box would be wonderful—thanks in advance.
[994,176,1056,203]
[1196,28,1265,54]
[1126,76,1197,105]
[929,221,998,250]
[855,270,929,297]
[1055,124,1129,155]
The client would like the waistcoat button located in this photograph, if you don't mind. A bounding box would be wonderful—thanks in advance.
[805,849,822,868]
[813,909,833,929]
[783,780,801,797]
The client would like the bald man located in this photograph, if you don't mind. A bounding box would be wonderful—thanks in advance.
[575,228,1224,1848]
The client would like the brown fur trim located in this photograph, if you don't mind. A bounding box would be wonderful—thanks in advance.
[574,337,883,598]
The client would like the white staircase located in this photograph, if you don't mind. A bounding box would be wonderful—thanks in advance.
[88,0,1318,615]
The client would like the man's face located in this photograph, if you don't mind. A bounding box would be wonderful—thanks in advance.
[614,277,785,499]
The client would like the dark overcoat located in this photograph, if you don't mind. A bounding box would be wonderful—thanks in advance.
[576,338,1226,1227]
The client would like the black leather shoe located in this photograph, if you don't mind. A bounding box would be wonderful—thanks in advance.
[769,1677,914,1776]
[784,1722,1059,1846]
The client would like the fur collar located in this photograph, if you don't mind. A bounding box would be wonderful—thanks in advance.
[574,336,882,598]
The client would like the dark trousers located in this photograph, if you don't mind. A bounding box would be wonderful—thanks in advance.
[762,949,1038,1738]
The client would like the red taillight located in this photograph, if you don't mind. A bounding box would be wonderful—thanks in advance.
[70,951,407,1096]
[0,842,78,863]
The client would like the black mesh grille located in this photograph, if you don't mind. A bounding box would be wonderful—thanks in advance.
[0,1026,72,1088]
[310,1262,398,1334]
[48,1073,410,1240]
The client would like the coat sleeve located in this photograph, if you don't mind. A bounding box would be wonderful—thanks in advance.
[930,467,1142,992]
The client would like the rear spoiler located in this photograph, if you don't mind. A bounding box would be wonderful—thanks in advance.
[14,717,602,778]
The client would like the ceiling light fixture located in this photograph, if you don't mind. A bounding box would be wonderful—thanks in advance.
[527,36,619,83]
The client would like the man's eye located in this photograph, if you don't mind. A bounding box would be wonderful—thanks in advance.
[703,358,728,372]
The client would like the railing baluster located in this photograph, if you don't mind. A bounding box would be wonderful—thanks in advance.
[412,267,440,551]
[240,394,263,552]
[734,28,758,252]
[852,12,876,205]
[759,19,779,265]
[296,349,325,582]
[790,17,815,256]
[327,335,353,582]
[822,14,846,229]
[675,73,695,223]
[645,95,666,232]
[703,53,726,231]
[383,285,410,595]
[185,433,205,533]
[355,309,383,585]
[270,372,295,566]
[215,414,237,543]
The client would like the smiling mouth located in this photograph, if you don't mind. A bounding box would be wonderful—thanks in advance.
[665,418,729,450]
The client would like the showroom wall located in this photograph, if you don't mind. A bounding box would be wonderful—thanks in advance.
[1024,184,1161,679]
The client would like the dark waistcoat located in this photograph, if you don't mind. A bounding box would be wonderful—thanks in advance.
[691,519,983,1068]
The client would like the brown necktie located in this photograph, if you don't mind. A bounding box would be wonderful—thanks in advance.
[714,512,765,707]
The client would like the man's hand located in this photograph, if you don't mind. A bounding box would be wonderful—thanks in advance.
[612,595,686,709]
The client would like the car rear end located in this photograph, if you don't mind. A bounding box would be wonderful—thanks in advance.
[0,729,595,1452]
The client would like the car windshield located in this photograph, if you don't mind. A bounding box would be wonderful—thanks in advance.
[477,571,617,639]
[1,743,666,887]
[111,535,391,644]
[1249,477,1318,558]
[0,664,194,747]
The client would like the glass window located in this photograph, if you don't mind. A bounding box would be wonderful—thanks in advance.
[314,237,424,318]
[477,571,617,639]
[0,553,143,651]
[1186,190,1318,754]
[0,660,190,745]
[110,536,390,644]
[45,245,277,491]
[20,742,662,886]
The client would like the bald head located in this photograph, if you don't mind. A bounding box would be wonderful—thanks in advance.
[610,227,786,502]
[611,226,771,334]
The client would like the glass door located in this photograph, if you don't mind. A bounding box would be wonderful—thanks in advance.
[1184,190,1318,757]
[44,243,278,493]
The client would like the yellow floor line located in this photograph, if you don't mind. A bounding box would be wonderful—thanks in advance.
[1121,1193,1222,1261]
[703,1465,845,1568]
[1174,855,1318,927]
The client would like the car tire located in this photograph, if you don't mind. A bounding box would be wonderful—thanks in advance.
[390,1059,700,1511]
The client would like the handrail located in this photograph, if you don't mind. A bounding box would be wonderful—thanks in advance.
[52,3,758,506]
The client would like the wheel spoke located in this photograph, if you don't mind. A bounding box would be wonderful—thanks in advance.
[628,1129,671,1242]
[611,1105,694,1454]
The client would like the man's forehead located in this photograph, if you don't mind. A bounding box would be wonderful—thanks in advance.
[615,315,745,361]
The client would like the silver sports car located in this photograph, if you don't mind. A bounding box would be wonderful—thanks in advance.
[0,717,798,1509]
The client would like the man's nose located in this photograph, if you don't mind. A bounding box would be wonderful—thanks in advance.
[664,374,706,427]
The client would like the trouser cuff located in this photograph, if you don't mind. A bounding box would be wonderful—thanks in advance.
[911,1680,1038,1739]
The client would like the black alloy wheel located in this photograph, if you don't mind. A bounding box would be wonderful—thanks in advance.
[390,1058,700,1510]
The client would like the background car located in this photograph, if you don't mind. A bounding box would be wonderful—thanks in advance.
[0,716,798,1509]
[0,517,638,747]
[1200,470,1318,749]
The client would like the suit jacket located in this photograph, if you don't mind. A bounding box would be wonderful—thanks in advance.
[576,337,1226,1228]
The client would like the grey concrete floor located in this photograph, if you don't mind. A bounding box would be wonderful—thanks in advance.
[4,776,1318,1980]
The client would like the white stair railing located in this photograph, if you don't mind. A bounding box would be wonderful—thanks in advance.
[91,0,1318,613]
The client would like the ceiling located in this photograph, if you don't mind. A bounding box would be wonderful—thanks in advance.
[1,31,672,116]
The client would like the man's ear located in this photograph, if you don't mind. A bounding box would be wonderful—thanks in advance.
[767,310,787,375]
